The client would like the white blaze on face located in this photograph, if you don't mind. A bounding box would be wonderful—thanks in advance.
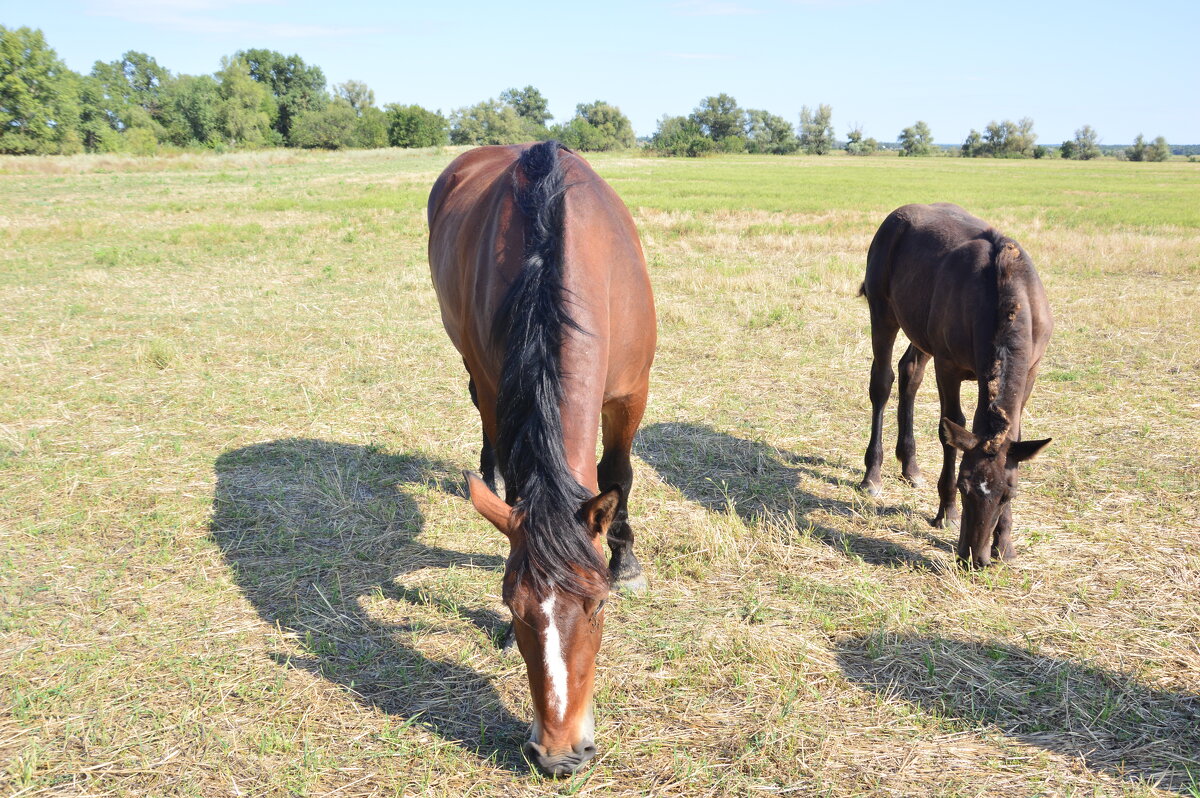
[979,481,991,497]
[540,592,568,722]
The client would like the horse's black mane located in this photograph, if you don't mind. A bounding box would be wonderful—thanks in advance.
[493,140,608,599]
[981,229,1032,451]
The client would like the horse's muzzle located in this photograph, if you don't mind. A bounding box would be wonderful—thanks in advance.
[523,740,597,777]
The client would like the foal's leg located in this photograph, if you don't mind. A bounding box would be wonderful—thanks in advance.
[895,344,930,487]
[931,361,964,528]
[597,396,648,592]
[860,311,900,497]
[466,373,497,492]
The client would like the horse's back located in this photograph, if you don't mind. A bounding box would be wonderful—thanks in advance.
[427,142,654,407]
[864,204,1024,370]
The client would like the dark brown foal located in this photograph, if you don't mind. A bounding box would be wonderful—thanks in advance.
[859,203,1052,567]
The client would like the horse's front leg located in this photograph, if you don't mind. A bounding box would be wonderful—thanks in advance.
[932,362,963,528]
[895,344,930,487]
[598,396,647,592]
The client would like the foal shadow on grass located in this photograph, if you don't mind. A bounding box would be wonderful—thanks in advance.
[635,422,939,570]
[210,438,527,771]
[836,634,1200,793]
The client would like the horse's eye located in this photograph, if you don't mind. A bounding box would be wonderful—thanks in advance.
[591,599,607,620]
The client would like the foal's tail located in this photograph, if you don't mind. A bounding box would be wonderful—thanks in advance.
[493,141,605,597]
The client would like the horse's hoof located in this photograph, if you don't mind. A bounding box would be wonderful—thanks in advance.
[613,572,648,594]
[860,480,882,498]
[499,624,516,655]
[901,473,924,488]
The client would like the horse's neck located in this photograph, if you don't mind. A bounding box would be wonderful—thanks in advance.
[975,289,1033,441]
[556,332,604,494]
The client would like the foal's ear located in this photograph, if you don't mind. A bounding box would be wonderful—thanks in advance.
[580,486,622,539]
[464,471,513,537]
[1008,437,1052,463]
[940,418,979,452]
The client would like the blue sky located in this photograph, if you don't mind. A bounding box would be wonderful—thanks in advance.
[8,0,1198,143]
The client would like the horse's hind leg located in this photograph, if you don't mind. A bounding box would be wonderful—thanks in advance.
[466,372,498,492]
[895,344,930,486]
[860,307,899,497]
[932,361,964,528]
[598,396,648,592]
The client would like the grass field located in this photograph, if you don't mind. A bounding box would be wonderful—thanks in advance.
[1,147,1198,797]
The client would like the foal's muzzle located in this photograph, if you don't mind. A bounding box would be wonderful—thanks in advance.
[523,740,598,777]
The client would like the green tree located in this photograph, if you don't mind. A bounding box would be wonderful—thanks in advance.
[1068,124,1101,160]
[160,74,222,147]
[89,51,170,132]
[499,85,551,127]
[1059,138,1077,159]
[289,100,357,149]
[898,120,933,156]
[0,26,81,154]
[553,100,634,151]
[690,93,746,142]
[384,103,448,148]
[649,114,713,157]
[798,104,834,154]
[334,80,374,116]
[845,126,878,156]
[215,56,272,147]
[236,48,327,143]
[978,117,1036,157]
[352,106,388,148]
[77,74,123,151]
[961,128,984,157]
[1126,133,1147,161]
[449,98,541,145]
[1148,136,1170,162]
[745,109,798,154]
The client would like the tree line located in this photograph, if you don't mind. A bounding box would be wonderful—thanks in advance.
[0,26,632,155]
[0,26,1180,161]
[648,95,1174,161]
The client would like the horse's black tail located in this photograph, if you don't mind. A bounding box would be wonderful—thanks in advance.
[493,140,606,598]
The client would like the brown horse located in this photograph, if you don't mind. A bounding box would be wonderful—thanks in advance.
[427,141,655,775]
[859,203,1052,568]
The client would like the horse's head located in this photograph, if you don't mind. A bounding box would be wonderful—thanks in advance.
[465,472,617,776]
[940,419,1051,568]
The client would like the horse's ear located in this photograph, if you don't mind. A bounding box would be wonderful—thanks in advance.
[580,486,622,539]
[464,471,513,538]
[1008,437,1051,463]
[940,418,979,452]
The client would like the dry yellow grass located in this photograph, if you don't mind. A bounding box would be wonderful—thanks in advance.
[1,149,1197,796]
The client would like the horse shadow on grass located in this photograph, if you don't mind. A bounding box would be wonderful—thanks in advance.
[836,634,1200,793]
[635,422,942,570]
[209,438,528,771]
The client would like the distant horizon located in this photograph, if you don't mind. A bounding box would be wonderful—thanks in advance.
[8,0,1197,145]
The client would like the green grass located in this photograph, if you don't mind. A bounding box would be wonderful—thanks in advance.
[1,147,1197,796]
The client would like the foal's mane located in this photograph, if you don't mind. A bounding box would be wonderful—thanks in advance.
[492,140,608,600]
[981,230,1032,453]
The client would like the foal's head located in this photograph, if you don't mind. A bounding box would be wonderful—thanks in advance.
[465,473,618,776]
[941,419,1051,568]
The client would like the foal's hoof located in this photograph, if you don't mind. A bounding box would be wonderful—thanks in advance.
[859,480,882,498]
[901,472,924,488]
[930,512,957,529]
[613,572,648,594]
